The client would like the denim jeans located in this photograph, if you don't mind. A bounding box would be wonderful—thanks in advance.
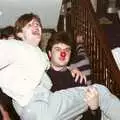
[13,84,120,120]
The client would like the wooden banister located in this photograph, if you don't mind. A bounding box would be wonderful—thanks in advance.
[57,0,120,96]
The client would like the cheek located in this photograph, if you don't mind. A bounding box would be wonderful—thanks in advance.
[24,30,31,38]
[39,28,42,34]
[66,52,71,60]
[51,51,59,60]
[67,53,71,59]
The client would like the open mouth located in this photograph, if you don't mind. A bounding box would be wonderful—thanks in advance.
[59,57,65,61]
[32,31,40,36]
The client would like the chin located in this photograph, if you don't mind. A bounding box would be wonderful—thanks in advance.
[60,63,68,66]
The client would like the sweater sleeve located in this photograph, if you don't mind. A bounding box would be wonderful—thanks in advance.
[70,44,92,84]
[0,40,14,70]
[0,40,52,106]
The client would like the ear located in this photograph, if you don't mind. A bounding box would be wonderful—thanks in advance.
[48,51,51,60]
[17,32,24,39]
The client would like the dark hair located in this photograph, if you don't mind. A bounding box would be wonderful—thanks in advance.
[0,26,15,39]
[46,31,76,64]
[0,89,20,120]
[46,31,74,53]
[14,13,42,40]
[0,110,2,120]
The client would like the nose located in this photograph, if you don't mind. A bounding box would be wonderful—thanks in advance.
[32,24,39,31]
[32,22,39,28]
[33,24,38,29]
[60,51,66,57]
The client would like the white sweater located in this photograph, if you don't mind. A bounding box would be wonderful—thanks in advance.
[0,39,52,106]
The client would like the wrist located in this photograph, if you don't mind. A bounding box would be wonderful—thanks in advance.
[89,105,99,111]
[88,106,100,115]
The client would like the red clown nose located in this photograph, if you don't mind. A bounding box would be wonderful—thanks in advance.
[60,51,66,57]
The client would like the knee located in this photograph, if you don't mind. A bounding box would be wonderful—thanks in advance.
[92,84,110,95]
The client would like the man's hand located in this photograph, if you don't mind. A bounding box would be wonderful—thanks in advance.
[84,86,99,110]
[70,68,87,85]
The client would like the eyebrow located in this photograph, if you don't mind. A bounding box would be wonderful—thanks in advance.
[53,46,71,50]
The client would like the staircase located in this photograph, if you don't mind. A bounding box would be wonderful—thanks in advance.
[57,0,120,97]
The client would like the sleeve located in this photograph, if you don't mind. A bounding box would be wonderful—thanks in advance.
[0,41,13,71]
[42,51,50,70]
[70,44,92,84]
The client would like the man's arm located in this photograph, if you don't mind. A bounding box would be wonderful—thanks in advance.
[68,67,87,84]
[0,40,13,69]
[70,44,92,85]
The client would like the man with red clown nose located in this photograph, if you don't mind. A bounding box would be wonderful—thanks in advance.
[46,31,101,119]
[46,31,88,92]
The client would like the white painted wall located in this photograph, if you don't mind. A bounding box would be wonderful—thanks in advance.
[0,0,62,29]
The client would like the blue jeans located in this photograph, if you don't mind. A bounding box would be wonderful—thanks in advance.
[13,84,120,120]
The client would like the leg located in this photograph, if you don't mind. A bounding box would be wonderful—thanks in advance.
[13,86,88,120]
[93,84,120,120]
[13,84,120,120]
[48,87,88,120]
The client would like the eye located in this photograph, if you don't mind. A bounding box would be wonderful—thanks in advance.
[27,23,32,27]
[54,47,61,51]
[33,22,40,26]
[65,48,71,53]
